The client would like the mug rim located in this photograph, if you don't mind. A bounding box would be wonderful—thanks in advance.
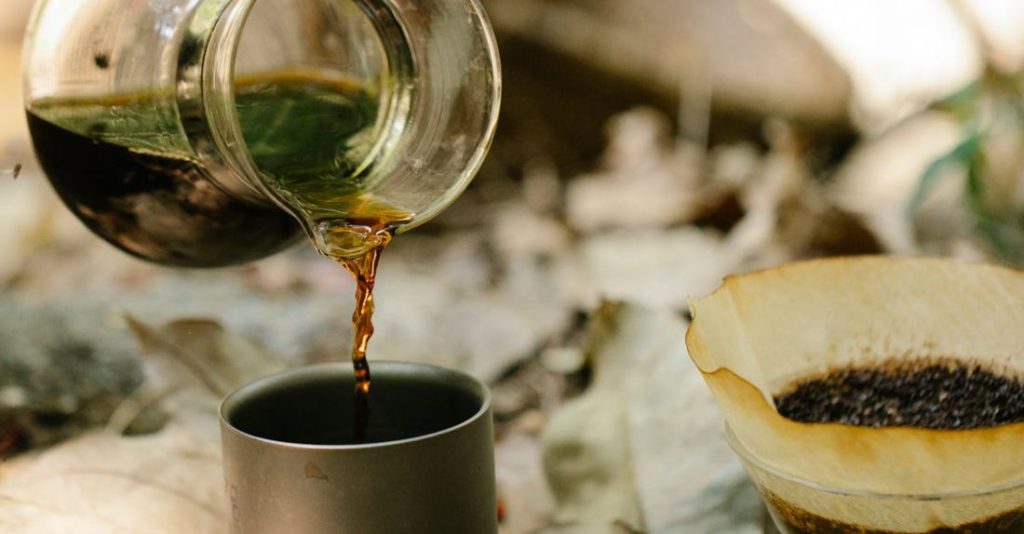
[220,361,492,452]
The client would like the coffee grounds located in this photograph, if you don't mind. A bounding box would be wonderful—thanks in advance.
[775,360,1024,429]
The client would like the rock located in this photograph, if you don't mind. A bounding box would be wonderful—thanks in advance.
[489,0,1024,135]
[774,0,983,132]
[0,308,241,533]
[0,301,149,450]
[486,0,852,127]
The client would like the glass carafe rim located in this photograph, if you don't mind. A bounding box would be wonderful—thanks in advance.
[191,0,502,240]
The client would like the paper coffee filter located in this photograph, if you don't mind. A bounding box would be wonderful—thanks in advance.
[686,257,1024,529]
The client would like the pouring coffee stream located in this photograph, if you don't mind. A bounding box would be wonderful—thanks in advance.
[27,70,410,437]
[24,0,501,444]
[331,222,398,442]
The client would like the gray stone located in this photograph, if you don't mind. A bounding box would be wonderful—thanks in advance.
[485,0,852,126]
[0,300,151,448]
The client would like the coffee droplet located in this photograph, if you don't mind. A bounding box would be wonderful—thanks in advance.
[304,461,329,481]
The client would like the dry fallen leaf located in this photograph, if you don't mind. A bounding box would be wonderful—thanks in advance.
[0,316,277,533]
[829,111,964,255]
[542,302,648,533]
[125,315,283,398]
[574,229,732,311]
[0,414,225,534]
[497,431,556,534]
[542,301,760,534]
[565,110,704,233]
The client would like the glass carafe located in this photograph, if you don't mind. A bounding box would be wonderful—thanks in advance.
[22,0,500,267]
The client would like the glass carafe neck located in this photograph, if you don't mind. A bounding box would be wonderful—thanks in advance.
[177,0,414,212]
[177,0,500,260]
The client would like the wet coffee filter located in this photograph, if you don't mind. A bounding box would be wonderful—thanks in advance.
[686,257,1024,532]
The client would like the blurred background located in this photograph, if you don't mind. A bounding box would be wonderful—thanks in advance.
[2,1,1024,533]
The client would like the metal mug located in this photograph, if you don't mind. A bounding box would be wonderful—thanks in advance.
[220,361,497,534]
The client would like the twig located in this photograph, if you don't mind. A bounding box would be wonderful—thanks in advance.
[105,386,173,435]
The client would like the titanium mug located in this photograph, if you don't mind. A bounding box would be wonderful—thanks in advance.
[220,361,497,534]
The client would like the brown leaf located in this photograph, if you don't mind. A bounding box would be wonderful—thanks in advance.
[542,301,761,533]
[0,425,225,534]
[126,315,282,397]
[541,302,648,533]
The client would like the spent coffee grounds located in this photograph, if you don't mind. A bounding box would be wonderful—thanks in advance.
[765,358,1024,533]
[775,359,1024,430]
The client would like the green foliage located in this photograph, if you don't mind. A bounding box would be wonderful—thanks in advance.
[913,70,1024,264]
[909,127,982,211]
